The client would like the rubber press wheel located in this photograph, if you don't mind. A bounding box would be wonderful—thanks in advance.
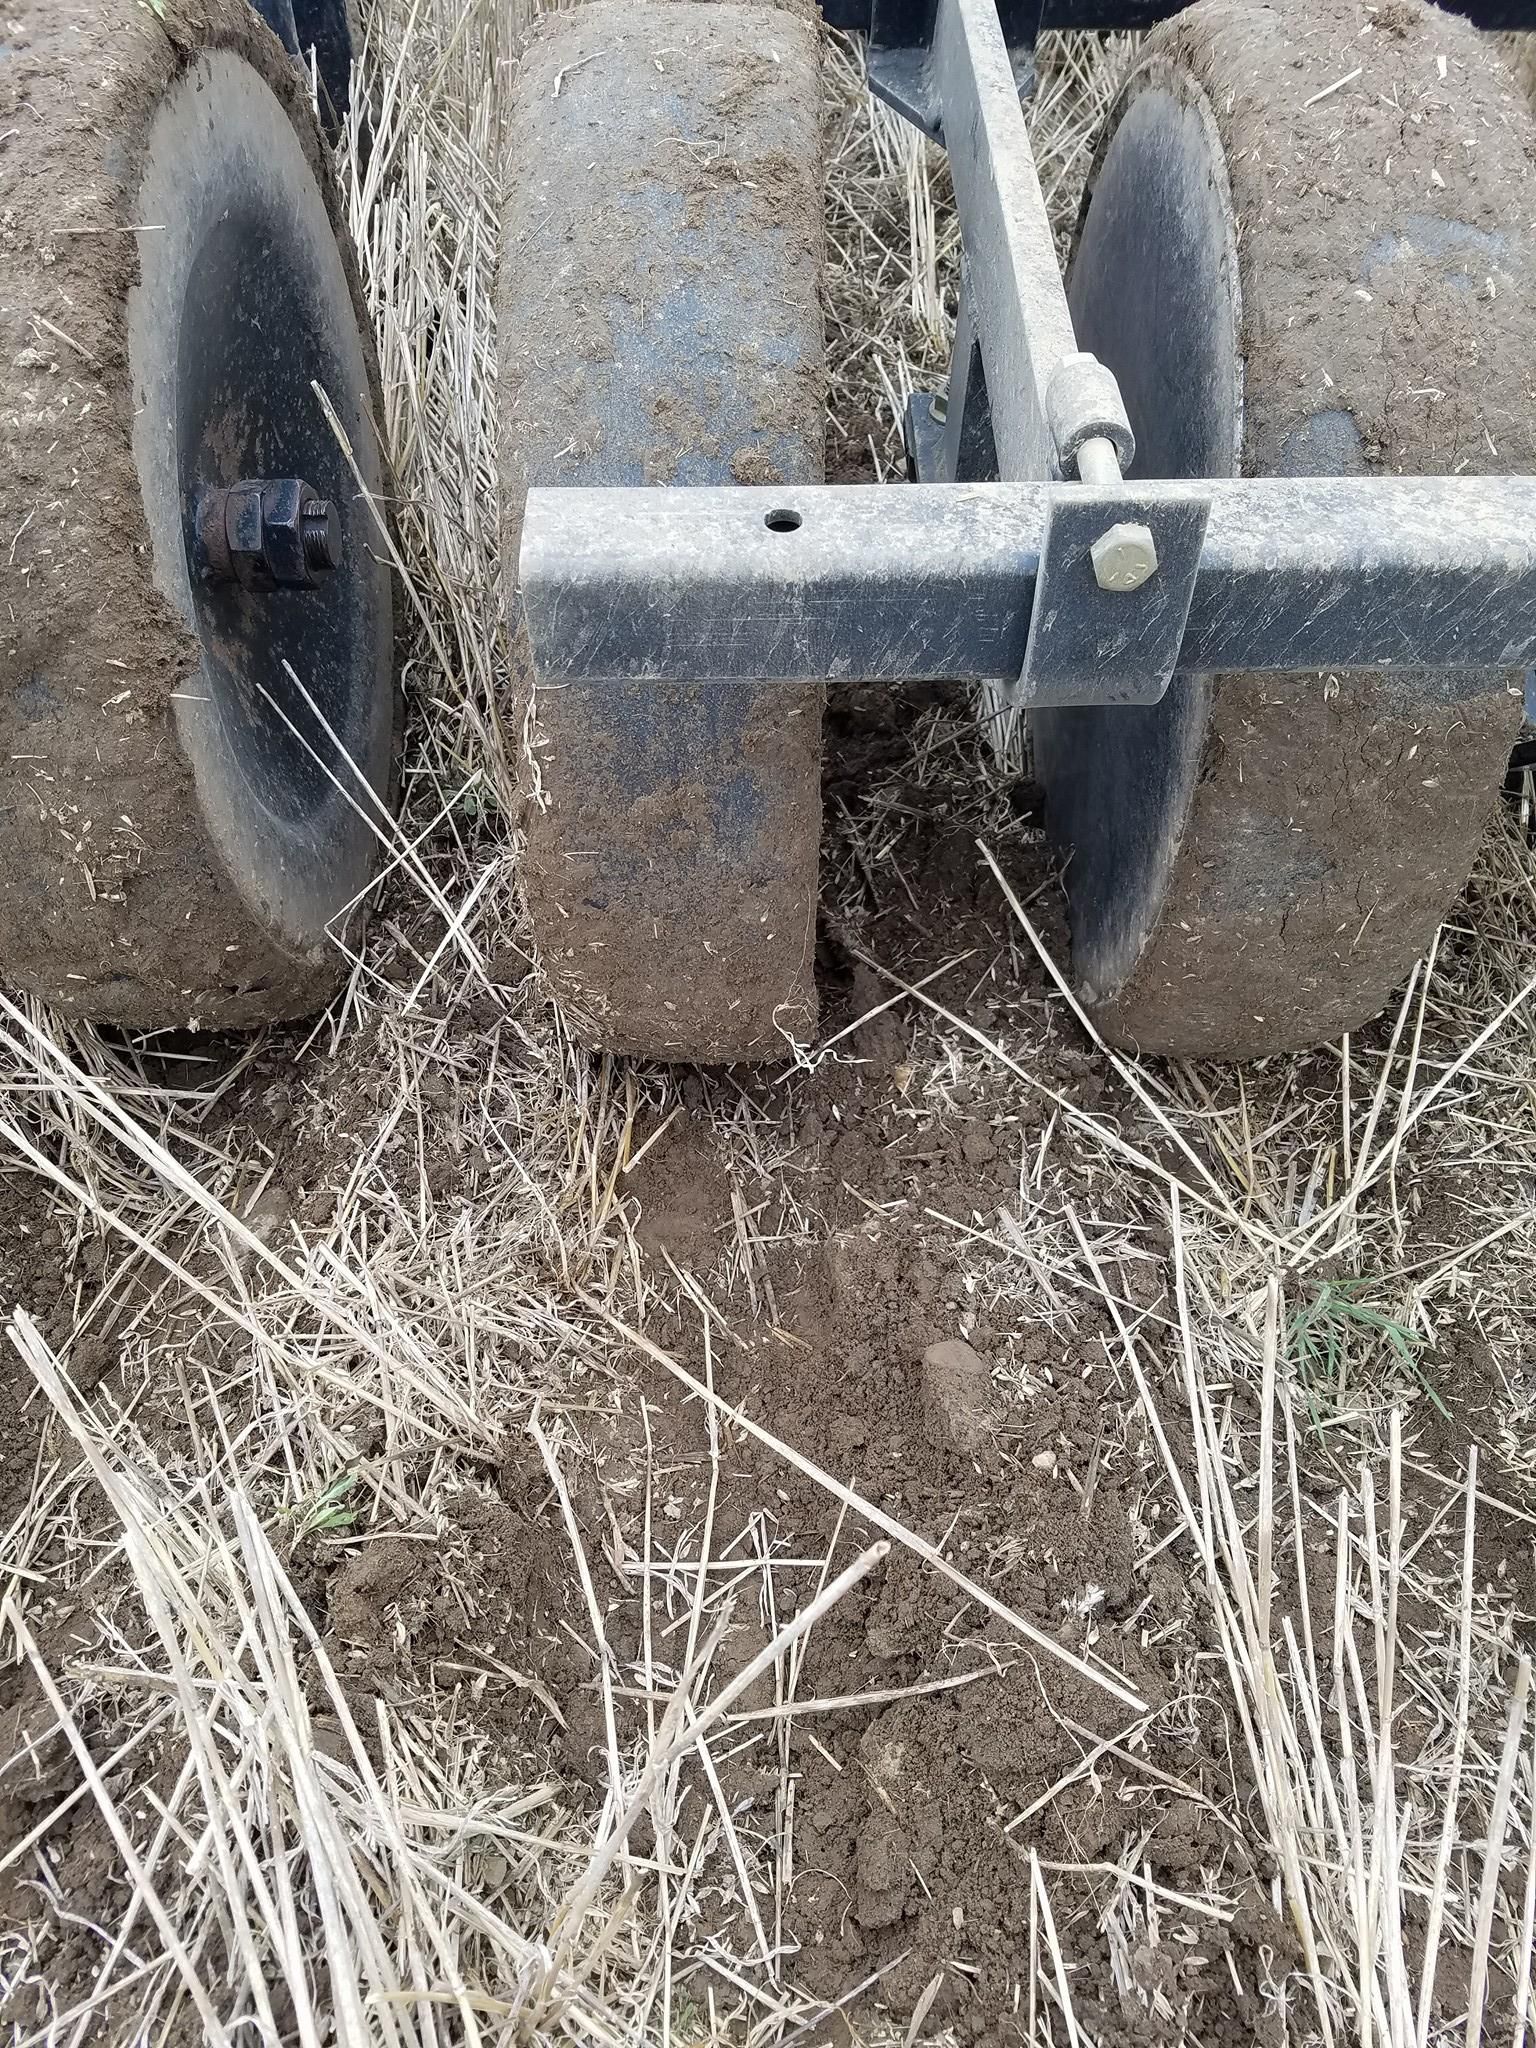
[0,0,395,1030]
[501,0,827,1061]
[1032,0,1534,1061]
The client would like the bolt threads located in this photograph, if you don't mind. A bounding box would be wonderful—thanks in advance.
[301,501,339,572]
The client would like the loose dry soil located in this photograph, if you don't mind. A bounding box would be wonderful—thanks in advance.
[7,668,1531,2041]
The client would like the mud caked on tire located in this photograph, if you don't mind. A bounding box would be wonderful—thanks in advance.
[1035,0,1534,1060]
[0,0,396,1030]
[500,0,828,1063]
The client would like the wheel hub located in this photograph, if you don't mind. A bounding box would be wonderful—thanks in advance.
[194,479,343,591]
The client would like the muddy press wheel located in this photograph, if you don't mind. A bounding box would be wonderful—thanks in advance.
[501,0,827,1061]
[0,0,395,1031]
[1032,0,1533,1061]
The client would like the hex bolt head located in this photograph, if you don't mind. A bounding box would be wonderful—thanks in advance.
[1090,521,1159,593]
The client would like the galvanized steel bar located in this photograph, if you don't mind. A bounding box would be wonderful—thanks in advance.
[518,477,1536,696]
[929,0,1076,480]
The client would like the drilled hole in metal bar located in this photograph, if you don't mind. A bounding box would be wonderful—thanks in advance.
[764,508,803,534]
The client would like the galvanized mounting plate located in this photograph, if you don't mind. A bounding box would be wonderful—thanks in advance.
[1021,485,1210,707]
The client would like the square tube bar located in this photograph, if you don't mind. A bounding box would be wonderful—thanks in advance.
[519,478,1536,700]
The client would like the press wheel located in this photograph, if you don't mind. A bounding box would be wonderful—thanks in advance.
[0,0,395,1030]
[1033,0,1532,1060]
[500,0,827,1061]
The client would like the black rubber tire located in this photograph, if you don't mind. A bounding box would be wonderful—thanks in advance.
[0,0,396,1030]
[1033,0,1532,1060]
[500,0,827,1062]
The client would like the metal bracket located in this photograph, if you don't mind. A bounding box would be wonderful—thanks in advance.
[904,392,948,485]
[1021,486,1209,707]
[821,0,1040,138]
[906,275,1000,485]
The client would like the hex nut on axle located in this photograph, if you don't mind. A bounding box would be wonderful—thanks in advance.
[1090,521,1159,593]
[196,478,341,592]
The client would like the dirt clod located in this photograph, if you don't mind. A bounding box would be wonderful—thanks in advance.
[920,1337,1001,1454]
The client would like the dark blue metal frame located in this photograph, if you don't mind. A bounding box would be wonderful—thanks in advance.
[247,0,357,132]
[822,0,1536,135]
[820,0,1536,31]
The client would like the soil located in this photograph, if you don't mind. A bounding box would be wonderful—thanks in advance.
[134,687,1503,2042]
[1035,0,1533,1060]
[501,717,1282,2039]
[2,687,1529,2041]
[0,0,386,1030]
[499,1,830,1060]
[0,1154,123,2009]
[461,686,1528,2038]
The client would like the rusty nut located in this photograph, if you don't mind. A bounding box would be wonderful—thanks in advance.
[256,479,328,590]
[194,479,341,592]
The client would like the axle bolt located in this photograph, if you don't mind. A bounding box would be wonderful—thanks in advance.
[1090,521,1159,593]
[194,479,342,592]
